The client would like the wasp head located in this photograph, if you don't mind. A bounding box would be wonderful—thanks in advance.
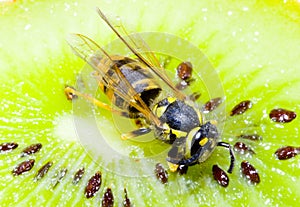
[167,121,219,172]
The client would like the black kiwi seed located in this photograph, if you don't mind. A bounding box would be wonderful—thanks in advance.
[102,188,114,207]
[0,142,18,153]
[176,61,193,81]
[155,163,168,184]
[240,161,260,184]
[230,100,252,116]
[269,108,297,123]
[238,134,262,141]
[52,168,68,189]
[34,161,53,181]
[175,61,194,90]
[189,92,201,102]
[12,159,35,176]
[203,97,223,113]
[212,165,229,187]
[85,171,102,198]
[123,188,131,207]
[234,142,255,155]
[275,146,300,160]
[72,167,85,185]
[20,143,42,157]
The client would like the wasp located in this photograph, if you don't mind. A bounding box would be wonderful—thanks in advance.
[64,8,235,174]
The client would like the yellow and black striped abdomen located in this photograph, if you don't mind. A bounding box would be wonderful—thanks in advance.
[98,56,162,117]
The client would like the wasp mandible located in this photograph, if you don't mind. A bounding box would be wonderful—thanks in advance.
[65,8,235,174]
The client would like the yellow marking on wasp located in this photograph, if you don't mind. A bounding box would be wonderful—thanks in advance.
[171,129,187,138]
[199,137,208,146]
[167,162,179,172]
[167,97,177,104]
[153,104,167,118]
[152,104,158,113]
[197,110,203,125]
[185,127,201,158]
[210,120,218,126]
[153,97,177,118]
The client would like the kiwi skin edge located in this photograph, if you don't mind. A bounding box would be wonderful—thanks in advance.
[1,0,300,206]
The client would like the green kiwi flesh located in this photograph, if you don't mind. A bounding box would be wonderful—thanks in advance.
[0,0,299,206]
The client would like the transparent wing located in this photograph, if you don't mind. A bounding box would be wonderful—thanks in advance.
[166,138,186,164]
[67,33,161,126]
[96,8,186,100]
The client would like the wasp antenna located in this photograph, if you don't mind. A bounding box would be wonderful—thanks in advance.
[217,142,235,173]
[96,7,107,21]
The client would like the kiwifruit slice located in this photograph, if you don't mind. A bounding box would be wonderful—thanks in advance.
[1,0,299,206]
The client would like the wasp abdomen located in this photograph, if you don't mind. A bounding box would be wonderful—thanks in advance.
[99,56,161,117]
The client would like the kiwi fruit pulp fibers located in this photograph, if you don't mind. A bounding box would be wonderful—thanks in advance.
[1,0,300,206]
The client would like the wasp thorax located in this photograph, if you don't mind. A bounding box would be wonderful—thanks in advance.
[153,97,204,142]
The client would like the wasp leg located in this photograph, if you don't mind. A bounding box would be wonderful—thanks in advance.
[174,151,200,166]
[64,86,130,118]
[217,142,235,174]
[121,128,151,140]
